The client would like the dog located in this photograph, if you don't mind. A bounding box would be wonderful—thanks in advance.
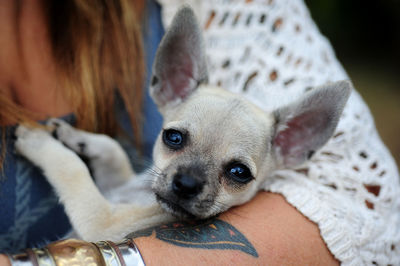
[15,6,351,242]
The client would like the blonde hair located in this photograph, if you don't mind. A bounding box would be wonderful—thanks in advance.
[1,0,145,167]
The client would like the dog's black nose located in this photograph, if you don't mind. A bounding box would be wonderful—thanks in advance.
[172,174,203,199]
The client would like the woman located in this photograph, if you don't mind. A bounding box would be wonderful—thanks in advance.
[1,0,398,265]
[0,0,152,252]
[1,0,167,251]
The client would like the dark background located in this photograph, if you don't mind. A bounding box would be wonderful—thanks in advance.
[306,0,400,167]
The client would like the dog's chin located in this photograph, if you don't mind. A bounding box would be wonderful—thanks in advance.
[155,194,197,220]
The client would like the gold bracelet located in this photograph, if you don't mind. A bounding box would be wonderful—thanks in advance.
[7,238,145,266]
[8,239,103,266]
[46,239,104,266]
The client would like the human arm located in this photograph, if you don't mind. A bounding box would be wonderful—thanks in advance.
[1,192,338,265]
[133,192,338,265]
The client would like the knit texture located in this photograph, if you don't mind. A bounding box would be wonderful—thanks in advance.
[157,0,400,264]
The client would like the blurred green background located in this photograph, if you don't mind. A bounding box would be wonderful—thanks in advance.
[306,0,400,168]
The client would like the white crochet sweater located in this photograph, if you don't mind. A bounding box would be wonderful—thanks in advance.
[157,0,400,264]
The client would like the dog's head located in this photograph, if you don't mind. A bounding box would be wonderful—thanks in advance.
[149,7,351,219]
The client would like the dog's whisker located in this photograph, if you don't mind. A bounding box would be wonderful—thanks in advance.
[210,200,244,219]
[143,167,163,177]
[143,165,163,175]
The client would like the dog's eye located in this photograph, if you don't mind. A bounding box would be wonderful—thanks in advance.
[225,163,253,184]
[163,129,185,150]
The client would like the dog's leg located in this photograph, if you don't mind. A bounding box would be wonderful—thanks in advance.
[15,125,171,241]
[47,118,134,192]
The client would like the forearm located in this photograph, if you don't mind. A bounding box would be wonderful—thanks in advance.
[134,192,339,265]
[2,193,338,265]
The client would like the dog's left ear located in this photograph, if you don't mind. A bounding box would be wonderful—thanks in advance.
[150,6,208,109]
[272,80,352,168]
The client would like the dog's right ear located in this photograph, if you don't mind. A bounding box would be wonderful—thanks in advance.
[150,6,208,109]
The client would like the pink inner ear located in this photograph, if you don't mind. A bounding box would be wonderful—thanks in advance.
[161,55,194,103]
[273,111,327,165]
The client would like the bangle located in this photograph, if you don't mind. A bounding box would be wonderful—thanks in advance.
[114,239,145,266]
[46,239,104,265]
[6,251,35,266]
[96,239,145,266]
[7,248,55,266]
[6,238,145,266]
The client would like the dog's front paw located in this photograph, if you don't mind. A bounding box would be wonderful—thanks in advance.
[47,118,73,140]
[15,125,54,163]
[47,118,88,154]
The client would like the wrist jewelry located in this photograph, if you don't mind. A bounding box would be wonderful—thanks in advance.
[96,239,145,266]
[7,238,145,266]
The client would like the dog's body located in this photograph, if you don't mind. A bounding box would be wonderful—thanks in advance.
[15,7,351,242]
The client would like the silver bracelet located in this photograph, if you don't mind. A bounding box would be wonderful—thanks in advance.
[96,239,145,266]
[6,251,36,266]
[6,238,145,266]
[117,239,145,266]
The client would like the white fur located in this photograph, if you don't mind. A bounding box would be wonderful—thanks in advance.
[14,6,349,241]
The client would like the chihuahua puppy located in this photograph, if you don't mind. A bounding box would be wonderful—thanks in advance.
[15,7,351,242]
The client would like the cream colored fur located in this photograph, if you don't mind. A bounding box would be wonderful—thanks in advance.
[14,6,350,242]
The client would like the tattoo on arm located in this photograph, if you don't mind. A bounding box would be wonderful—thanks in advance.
[126,218,258,257]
